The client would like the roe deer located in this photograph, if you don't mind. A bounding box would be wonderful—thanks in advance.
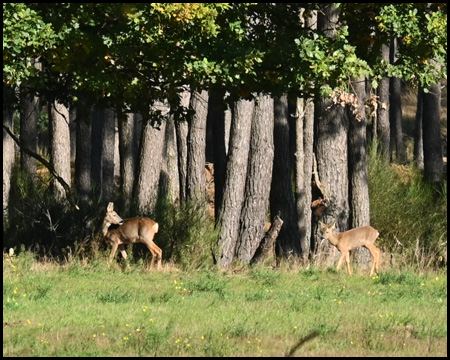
[319,221,380,276]
[102,202,162,270]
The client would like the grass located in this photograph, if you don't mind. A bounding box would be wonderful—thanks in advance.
[3,252,447,357]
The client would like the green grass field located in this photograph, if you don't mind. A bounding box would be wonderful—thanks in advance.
[3,252,447,357]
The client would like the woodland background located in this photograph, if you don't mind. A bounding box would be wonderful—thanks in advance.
[3,3,447,271]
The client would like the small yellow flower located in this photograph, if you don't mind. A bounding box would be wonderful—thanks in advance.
[149,318,154,323]
[421,283,425,286]
[123,337,129,341]
[379,314,383,318]
[93,334,97,338]
[136,328,141,332]
[126,323,130,327]
[174,280,177,284]
[201,336,205,340]
[351,341,354,345]
[27,319,31,324]
[435,277,439,281]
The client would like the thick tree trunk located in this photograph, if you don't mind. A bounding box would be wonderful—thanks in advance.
[75,105,92,206]
[389,37,406,163]
[414,87,424,169]
[90,106,103,196]
[102,108,116,201]
[118,111,138,208]
[209,86,227,220]
[293,96,315,261]
[235,95,274,263]
[217,97,254,269]
[161,113,180,205]
[19,87,39,177]
[348,77,371,268]
[49,101,71,202]
[376,43,391,163]
[135,104,167,215]
[423,82,443,185]
[270,94,302,257]
[313,4,349,268]
[186,90,208,204]
[3,87,15,221]
[175,91,190,204]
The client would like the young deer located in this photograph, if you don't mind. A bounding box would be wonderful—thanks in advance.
[319,221,380,276]
[102,202,162,270]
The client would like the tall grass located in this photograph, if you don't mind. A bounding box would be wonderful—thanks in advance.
[368,144,447,270]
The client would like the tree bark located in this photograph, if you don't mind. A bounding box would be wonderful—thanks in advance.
[313,4,349,267]
[251,215,283,266]
[186,90,208,204]
[135,104,167,215]
[348,77,371,267]
[75,104,92,206]
[118,111,138,209]
[389,37,406,163]
[175,91,190,204]
[423,82,443,185]
[3,86,15,221]
[217,97,254,269]
[414,87,424,169]
[235,94,274,263]
[376,42,391,163]
[270,94,302,257]
[49,100,71,202]
[209,86,227,220]
[102,108,116,201]
[19,87,39,178]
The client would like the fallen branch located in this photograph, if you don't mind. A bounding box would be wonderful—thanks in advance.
[3,125,80,211]
[251,215,283,265]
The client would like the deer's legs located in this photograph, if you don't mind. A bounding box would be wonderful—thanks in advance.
[345,252,352,275]
[143,242,162,270]
[118,244,127,259]
[109,242,119,263]
[364,244,380,276]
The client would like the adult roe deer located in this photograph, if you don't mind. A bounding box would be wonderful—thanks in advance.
[102,202,162,270]
[319,221,380,276]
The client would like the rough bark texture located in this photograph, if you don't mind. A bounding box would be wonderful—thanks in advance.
[90,106,103,195]
[217,98,254,269]
[49,101,71,202]
[376,43,391,163]
[235,95,274,263]
[135,103,167,215]
[118,111,138,208]
[293,96,315,261]
[3,87,15,220]
[313,4,349,266]
[422,82,443,185]
[102,108,116,201]
[348,77,371,267]
[175,91,190,203]
[209,86,227,220]
[20,88,39,177]
[414,87,424,170]
[161,113,180,205]
[389,37,406,163]
[270,94,302,257]
[187,90,208,204]
[75,106,92,206]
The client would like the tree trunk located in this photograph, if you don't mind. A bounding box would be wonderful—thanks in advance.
[175,91,190,204]
[49,100,71,202]
[376,42,391,163]
[118,111,138,209]
[19,87,39,178]
[161,113,180,205]
[270,94,302,257]
[3,87,15,221]
[135,105,167,215]
[235,94,274,263]
[75,104,92,206]
[209,86,227,220]
[389,37,406,163]
[217,97,254,269]
[423,82,443,185]
[348,77,371,268]
[102,108,116,201]
[414,87,424,169]
[186,90,208,204]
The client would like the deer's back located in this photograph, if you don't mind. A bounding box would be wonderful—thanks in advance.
[109,217,158,244]
[338,225,379,248]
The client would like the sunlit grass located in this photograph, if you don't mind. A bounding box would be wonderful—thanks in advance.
[3,253,447,357]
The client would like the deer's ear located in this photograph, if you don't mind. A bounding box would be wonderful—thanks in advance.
[330,221,336,229]
[107,202,114,212]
